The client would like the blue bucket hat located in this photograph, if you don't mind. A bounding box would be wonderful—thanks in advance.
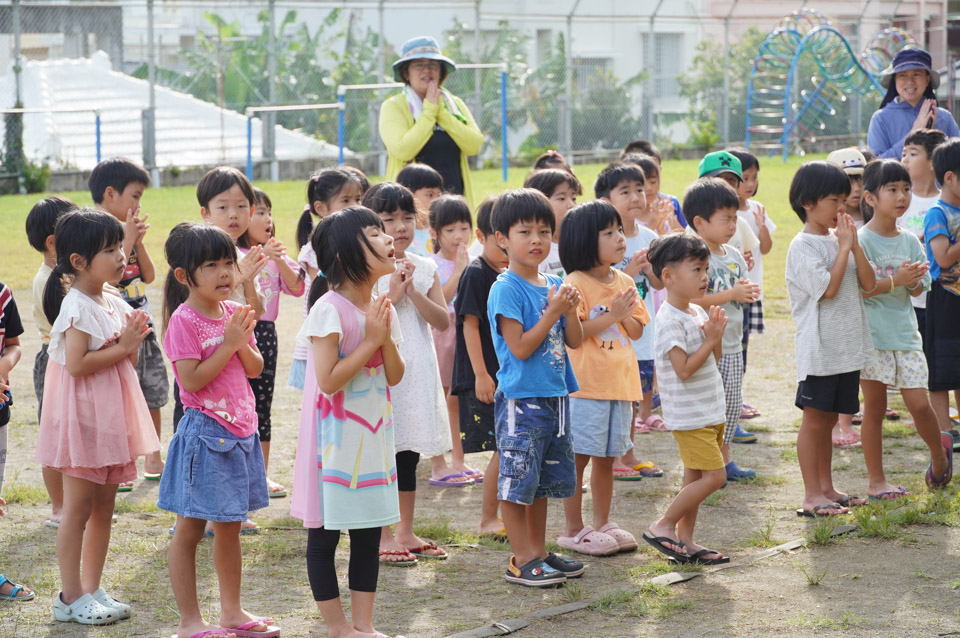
[881,48,940,89]
[392,36,457,83]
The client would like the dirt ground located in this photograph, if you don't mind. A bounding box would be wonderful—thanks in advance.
[1,288,959,638]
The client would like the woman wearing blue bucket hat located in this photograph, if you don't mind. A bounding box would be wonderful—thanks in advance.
[379,36,483,206]
[867,47,960,159]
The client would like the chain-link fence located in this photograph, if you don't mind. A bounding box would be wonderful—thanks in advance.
[0,0,951,191]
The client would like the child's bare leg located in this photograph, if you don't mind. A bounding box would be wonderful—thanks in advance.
[446,392,473,474]
[213,521,272,631]
[650,466,723,552]
[931,390,952,432]
[260,440,271,474]
[43,466,63,522]
[57,474,96,602]
[620,395,652,468]
[720,443,730,466]
[860,379,892,496]
[429,454,469,483]
[79,483,118,594]
[169,516,217,637]
[676,468,726,556]
[479,453,502,533]
[903,388,949,476]
[349,590,376,635]
[316,598,368,638]
[561,454,590,536]
[526,497,549,559]
[797,407,843,512]
[833,412,857,438]
[590,456,615,529]
[501,501,536,565]
[144,408,164,475]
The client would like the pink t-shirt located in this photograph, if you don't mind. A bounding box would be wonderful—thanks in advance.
[240,248,305,322]
[164,301,258,437]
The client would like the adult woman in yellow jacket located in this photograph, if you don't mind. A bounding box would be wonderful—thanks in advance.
[380,36,484,207]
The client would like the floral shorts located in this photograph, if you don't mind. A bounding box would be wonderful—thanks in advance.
[861,349,928,389]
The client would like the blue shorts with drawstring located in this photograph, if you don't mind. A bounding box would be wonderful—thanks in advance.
[494,393,576,506]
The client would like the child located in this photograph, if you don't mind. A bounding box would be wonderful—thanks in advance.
[621,140,686,231]
[558,201,649,556]
[25,195,78,527]
[396,163,443,256]
[685,179,761,481]
[37,210,160,624]
[366,183,455,562]
[451,198,509,536]
[621,153,684,235]
[239,187,305,498]
[595,162,666,474]
[158,222,277,638]
[292,208,405,638]
[89,157,167,483]
[925,138,960,443]
[900,128,947,346]
[290,167,365,391]
[786,161,876,517]
[858,159,951,496]
[533,150,573,173]
[488,188,584,587]
[524,169,582,279]
[643,233,730,565]
[430,195,481,484]
[727,148,775,420]
[0,281,32,601]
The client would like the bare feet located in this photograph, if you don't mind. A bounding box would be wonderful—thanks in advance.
[379,538,417,563]
[646,522,684,556]
[478,518,505,535]
[219,611,276,634]
[177,620,236,638]
[395,532,446,557]
[144,451,165,476]
[824,491,866,507]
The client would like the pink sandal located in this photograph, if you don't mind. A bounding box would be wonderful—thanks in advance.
[597,522,638,552]
[643,415,668,432]
[557,525,619,556]
[634,417,650,434]
[219,619,280,637]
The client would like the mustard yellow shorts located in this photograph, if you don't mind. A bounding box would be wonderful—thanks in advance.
[672,425,725,471]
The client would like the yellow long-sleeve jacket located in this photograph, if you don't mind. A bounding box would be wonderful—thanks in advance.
[378,91,484,208]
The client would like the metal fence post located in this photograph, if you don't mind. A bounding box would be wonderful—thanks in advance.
[501,69,508,182]
[95,111,101,164]
[145,0,159,185]
[337,90,346,165]
[264,0,278,182]
[246,114,253,181]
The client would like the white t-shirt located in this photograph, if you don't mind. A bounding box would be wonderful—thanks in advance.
[737,200,777,299]
[897,191,938,309]
[654,302,726,431]
[538,241,565,279]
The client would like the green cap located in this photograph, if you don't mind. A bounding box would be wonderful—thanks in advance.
[698,151,742,182]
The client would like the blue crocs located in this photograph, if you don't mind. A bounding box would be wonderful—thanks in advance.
[725,461,757,482]
[732,423,758,444]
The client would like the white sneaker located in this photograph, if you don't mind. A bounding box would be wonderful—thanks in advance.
[53,591,119,625]
[91,588,131,619]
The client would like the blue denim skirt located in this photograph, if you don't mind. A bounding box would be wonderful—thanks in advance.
[158,409,269,522]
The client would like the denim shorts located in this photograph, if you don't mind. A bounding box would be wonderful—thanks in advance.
[494,393,576,506]
[158,409,269,522]
[637,360,654,396]
[569,398,633,457]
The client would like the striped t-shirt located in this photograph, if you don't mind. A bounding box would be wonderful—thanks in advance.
[654,302,725,431]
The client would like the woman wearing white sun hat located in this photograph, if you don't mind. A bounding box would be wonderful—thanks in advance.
[867,48,960,159]
[379,36,484,207]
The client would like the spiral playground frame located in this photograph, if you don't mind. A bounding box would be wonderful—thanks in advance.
[745,9,916,160]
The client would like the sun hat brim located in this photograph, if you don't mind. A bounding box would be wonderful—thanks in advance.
[392,53,457,82]
[880,62,940,90]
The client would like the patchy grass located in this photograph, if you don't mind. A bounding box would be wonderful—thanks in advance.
[745,507,782,548]
[0,480,50,506]
[587,582,692,619]
[791,611,865,631]
[806,518,840,546]
[796,561,828,586]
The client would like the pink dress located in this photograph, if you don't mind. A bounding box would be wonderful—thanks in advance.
[36,289,160,472]
[431,254,457,387]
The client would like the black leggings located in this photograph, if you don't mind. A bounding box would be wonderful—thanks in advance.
[396,450,420,492]
[251,321,278,441]
[306,526,380,601]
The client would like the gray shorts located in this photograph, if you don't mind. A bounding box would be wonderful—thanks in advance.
[34,342,49,421]
[137,330,170,410]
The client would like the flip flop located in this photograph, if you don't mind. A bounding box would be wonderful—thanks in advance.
[144,472,162,481]
[643,415,668,432]
[796,503,849,517]
[266,478,287,498]
[44,519,60,529]
[851,412,864,425]
[832,435,860,449]
[408,541,448,560]
[868,486,909,501]
[220,619,280,637]
[685,548,730,565]
[462,468,484,484]
[428,472,475,487]
[171,632,236,638]
[835,495,866,508]
[479,528,508,542]
[885,407,900,421]
[642,531,689,562]
[632,461,664,477]
[612,467,644,481]
[117,483,133,493]
[379,549,418,567]
[633,417,650,434]
[926,432,954,488]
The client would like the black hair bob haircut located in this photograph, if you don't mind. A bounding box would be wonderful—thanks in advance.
[429,194,473,252]
[647,233,711,281]
[26,195,79,253]
[725,147,759,173]
[362,181,418,217]
[43,208,125,325]
[532,150,572,172]
[88,157,150,204]
[491,188,556,237]
[861,158,912,221]
[196,166,255,210]
[524,168,583,198]
[682,178,741,227]
[558,200,623,274]
[396,162,444,192]
[788,161,852,221]
[475,197,497,236]
[162,222,238,333]
[298,166,365,250]
[620,153,659,179]
[312,206,387,289]
[594,162,645,199]
[253,187,272,210]
[621,140,661,163]
[933,137,960,184]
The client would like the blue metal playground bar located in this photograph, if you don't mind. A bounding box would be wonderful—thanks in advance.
[337,63,510,183]
[0,107,102,163]
[244,102,342,181]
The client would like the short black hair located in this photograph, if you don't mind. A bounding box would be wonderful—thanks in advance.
[726,147,759,172]
[429,194,473,252]
[533,150,571,172]
[88,157,150,204]
[621,140,661,163]
[299,166,365,249]
[620,153,659,180]
[475,197,496,236]
[682,178,740,226]
[862,159,912,220]
[788,161,852,221]
[859,148,877,163]
[524,168,583,197]
[933,138,960,184]
[396,163,444,192]
[196,166,255,209]
[362,181,417,217]
[162,222,237,332]
[647,233,710,281]
[313,207,387,288]
[252,187,272,210]
[343,165,371,193]
[594,162,645,199]
[558,201,622,274]
[904,129,948,161]
[491,188,555,236]
[26,195,78,253]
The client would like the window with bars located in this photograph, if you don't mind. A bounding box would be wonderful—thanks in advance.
[642,32,684,100]
[573,56,612,94]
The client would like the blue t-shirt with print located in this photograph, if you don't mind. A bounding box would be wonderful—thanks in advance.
[487,270,579,399]
[923,198,960,283]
